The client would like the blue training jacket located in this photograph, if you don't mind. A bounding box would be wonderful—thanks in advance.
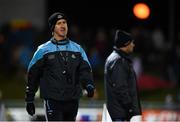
[25,38,94,101]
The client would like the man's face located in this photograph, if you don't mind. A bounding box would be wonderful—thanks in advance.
[54,19,68,39]
[126,41,135,53]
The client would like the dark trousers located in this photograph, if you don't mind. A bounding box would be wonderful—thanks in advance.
[112,117,131,122]
[44,99,79,121]
[111,116,131,122]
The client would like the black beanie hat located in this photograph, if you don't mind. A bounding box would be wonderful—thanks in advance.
[114,29,133,48]
[48,12,67,31]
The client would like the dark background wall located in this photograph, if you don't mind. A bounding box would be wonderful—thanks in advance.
[47,0,179,31]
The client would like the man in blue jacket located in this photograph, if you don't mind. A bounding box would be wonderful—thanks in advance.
[25,12,95,121]
[104,29,142,121]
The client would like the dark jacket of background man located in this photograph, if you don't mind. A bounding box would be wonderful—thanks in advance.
[104,29,142,121]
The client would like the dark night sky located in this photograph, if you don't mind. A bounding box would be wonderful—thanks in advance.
[47,0,179,31]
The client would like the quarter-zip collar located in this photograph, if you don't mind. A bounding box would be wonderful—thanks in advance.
[51,37,69,45]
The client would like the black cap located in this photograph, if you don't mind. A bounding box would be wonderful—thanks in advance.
[114,29,133,48]
[48,12,67,31]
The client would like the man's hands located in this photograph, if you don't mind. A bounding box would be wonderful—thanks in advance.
[26,102,35,116]
[86,84,95,98]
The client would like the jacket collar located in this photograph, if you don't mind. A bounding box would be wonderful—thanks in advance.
[113,47,132,62]
[51,37,70,45]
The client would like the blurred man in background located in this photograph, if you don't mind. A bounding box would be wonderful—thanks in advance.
[25,12,95,121]
[104,29,142,121]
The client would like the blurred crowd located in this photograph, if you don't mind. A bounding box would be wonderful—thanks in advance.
[0,20,180,87]
[0,21,35,76]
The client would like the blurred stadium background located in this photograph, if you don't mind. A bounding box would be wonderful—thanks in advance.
[0,0,180,121]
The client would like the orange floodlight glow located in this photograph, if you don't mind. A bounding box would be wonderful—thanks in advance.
[133,3,150,20]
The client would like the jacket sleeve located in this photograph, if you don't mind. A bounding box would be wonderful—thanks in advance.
[25,47,44,102]
[111,59,132,107]
[78,47,95,89]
